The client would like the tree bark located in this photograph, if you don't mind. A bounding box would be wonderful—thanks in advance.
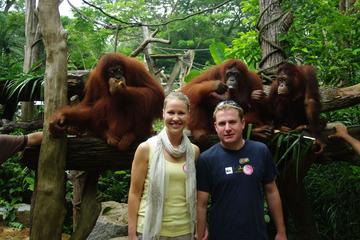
[0,119,43,133]
[30,0,68,239]
[70,172,101,240]
[339,0,356,11]
[3,0,15,13]
[21,0,41,121]
[263,83,360,112]
[257,0,293,83]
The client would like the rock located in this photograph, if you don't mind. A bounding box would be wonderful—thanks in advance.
[87,201,128,240]
[0,203,31,227]
[15,204,31,227]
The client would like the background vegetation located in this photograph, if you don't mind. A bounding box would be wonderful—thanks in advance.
[1,0,359,238]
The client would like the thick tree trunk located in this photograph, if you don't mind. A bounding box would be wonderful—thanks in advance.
[70,172,101,240]
[257,2,316,234]
[20,102,36,121]
[30,0,68,239]
[339,0,356,11]
[257,0,293,83]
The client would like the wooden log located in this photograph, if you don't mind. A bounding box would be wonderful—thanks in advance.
[263,83,360,112]
[0,119,43,133]
[22,136,137,171]
[21,126,360,171]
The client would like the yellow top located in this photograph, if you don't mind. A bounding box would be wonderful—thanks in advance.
[137,136,191,237]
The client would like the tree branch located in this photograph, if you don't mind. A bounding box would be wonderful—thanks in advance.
[79,0,234,29]
[130,29,170,57]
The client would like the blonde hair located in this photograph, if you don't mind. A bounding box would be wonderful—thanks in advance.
[213,100,244,119]
[163,91,190,112]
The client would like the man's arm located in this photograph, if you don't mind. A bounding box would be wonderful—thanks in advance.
[264,180,287,240]
[26,132,43,146]
[197,190,209,240]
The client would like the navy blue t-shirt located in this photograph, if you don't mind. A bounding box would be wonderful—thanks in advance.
[196,140,277,240]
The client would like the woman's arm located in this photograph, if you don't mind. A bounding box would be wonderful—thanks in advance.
[127,141,149,240]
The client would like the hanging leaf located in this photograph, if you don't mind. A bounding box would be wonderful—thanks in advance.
[209,42,226,65]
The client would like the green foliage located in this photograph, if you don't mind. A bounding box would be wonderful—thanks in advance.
[323,105,360,125]
[267,131,313,181]
[1,72,44,101]
[269,131,313,164]
[304,162,360,239]
[0,129,35,228]
[98,170,131,203]
[184,69,202,83]
[0,12,25,79]
[147,0,245,67]
[209,42,226,64]
[62,15,111,70]
[281,0,360,86]
[153,119,164,132]
[224,0,260,70]
[0,201,23,229]
[0,155,34,206]
[226,30,261,70]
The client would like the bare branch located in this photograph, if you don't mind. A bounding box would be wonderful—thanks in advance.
[81,0,139,26]
[130,28,170,57]
[68,0,118,29]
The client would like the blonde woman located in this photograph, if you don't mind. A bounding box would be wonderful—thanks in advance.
[128,91,200,240]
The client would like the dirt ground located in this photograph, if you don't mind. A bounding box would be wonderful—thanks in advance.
[0,227,70,240]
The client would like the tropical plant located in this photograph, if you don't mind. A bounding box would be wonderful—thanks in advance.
[281,0,360,86]
[304,162,360,239]
[98,170,131,203]
[0,12,25,80]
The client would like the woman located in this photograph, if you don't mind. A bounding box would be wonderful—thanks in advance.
[128,91,200,240]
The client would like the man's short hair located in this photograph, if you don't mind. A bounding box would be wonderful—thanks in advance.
[213,100,244,119]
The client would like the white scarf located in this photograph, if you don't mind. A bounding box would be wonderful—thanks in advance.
[143,128,196,240]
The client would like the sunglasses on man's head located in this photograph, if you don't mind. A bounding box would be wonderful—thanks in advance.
[215,100,242,110]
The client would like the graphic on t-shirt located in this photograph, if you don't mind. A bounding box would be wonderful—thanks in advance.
[225,167,233,174]
[239,158,250,164]
[243,164,254,175]
[236,158,254,175]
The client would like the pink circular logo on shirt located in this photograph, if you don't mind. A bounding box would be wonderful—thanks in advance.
[183,163,187,172]
[243,164,253,175]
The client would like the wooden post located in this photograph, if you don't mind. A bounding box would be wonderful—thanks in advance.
[30,0,68,238]
[178,50,195,87]
[141,26,157,77]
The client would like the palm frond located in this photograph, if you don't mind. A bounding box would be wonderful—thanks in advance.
[268,130,314,182]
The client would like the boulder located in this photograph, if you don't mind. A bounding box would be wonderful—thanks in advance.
[87,201,128,240]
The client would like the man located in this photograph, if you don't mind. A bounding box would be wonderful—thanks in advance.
[196,100,287,240]
[0,131,43,165]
